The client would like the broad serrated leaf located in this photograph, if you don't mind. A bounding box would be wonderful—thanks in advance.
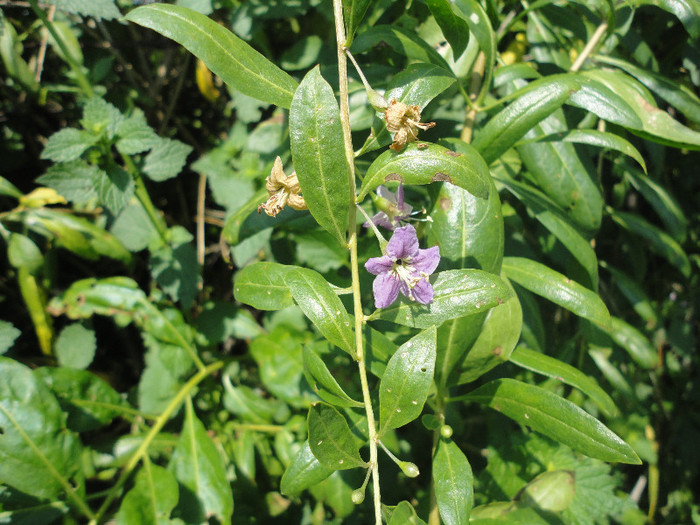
[473,75,580,165]
[517,470,575,512]
[34,366,126,432]
[303,346,363,408]
[509,347,618,417]
[125,4,298,108]
[55,322,96,370]
[280,440,335,496]
[358,63,456,155]
[369,269,512,329]
[51,0,121,20]
[453,279,522,385]
[97,165,134,215]
[434,439,474,525]
[40,128,98,163]
[285,267,355,357]
[233,262,297,311]
[143,137,192,182]
[111,201,160,252]
[358,142,490,202]
[502,257,610,329]
[307,403,366,470]
[290,66,350,245]
[466,378,640,463]
[0,320,21,354]
[379,327,436,434]
[115,109,158,155]
[0,357,82,499]
[169,399,233,523]
[36,160,100,204]
[150,226,200,307]
[81,97,123,138]
[116,461,179,525]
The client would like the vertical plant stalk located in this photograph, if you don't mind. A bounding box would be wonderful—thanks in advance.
[460,52,486,144]
[332,1,382,523]
[121,154,170,244]
[26,0,94,97]
[89,361,224,524]
[570,22,608,72]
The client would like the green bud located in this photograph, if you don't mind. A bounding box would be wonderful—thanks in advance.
[400,462,420,478]
[440,425,454,439]
[351,489,366,505]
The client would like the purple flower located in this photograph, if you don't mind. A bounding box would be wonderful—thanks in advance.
[364,184,413,230]
[365,224,440,308]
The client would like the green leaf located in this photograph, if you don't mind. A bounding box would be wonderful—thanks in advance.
[465,378,640,464]
[609,208,691,277]
[40,128,98,163]
[142,137,192,182]
[307,403,366,470]
[343,0,371,45]
[379,327,437,434]
[509,347,619,417]
[111,201,160,252]
[567,75,643,129]
[386,501,427,525]
[520,129,647,174]
[290,66,351,245]
[55,322,96,370]
[473,75,580,165]
[516,108,603,233]
[502,257,610,329]
[115,108,158,155]
[0,320,21,355]
[169,399,233,524]
[150,226,200,307]
[280,440,335,496]
[221,187,269,246]
[223,378,287,424]
[452,0,495,100]
[427,0,470,58]
[496,176,599,288]
[351,25,450,68]
[434,439,474,525]
[632,0,700,38]
[97,165,134,215]
[369,269,512,329]
[453,279,522,385]
[517,470,575,512]
[0,357,82,499]
[358,142,490,202]
[605,316,658,370]
[51,0,121,20]
[303,346,363,408]
[295,231,348,273]
[116,461,179,525]
[581,70,700,150]
[0,175,23,199]
[34,366,126,432]
[285,267,356,357]
[81,97,123,138]
[36,160,100,204]
[8,233,43,274]
[357,63,456,155]
[126,4,297,108]
[601,264,658,327]
[233,262,297,311]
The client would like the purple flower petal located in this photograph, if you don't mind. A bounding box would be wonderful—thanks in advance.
[386,224,419,260]
[365,255,394,275]
[412,245,440,274]
[377,185,397,204]
[410,278,434,304]
[373,272,400,309]
[364,212,395,230]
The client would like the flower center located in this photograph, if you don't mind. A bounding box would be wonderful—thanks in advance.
[393,259,421,289]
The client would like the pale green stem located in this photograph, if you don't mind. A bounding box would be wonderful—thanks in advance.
[89,361,223,524]
[570,22,608,72]
[332,1,382,523]
[121,154,170,245]
[27,0,94,97]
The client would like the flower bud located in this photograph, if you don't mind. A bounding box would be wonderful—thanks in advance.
[400,462,420,478]
[351,489,366,505]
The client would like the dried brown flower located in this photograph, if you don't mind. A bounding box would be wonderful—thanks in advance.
[258,156,307,217]
[384,99,436,152]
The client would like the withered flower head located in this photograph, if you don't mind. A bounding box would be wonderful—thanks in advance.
[258,156,307,217]
[384,99,436,152]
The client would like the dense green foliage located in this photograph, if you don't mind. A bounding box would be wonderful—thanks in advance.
[0,0,698,524]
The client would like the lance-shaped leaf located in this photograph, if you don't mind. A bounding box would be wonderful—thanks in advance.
[472,75,581,164]
[116,461,179,525]
[359,142,490,202]
[632,0,700,38]
[303,346,363,408]
[125,4,297,108]
[221,187,268,246]
[308,403,366,470]
[379,327,436,434]
[286,267,355,357]
[509,347,619,417]
[169,399,233,524]
[502,257,610,329]
[452,0,496,101]
[606,317,658,370]
[465,378,641,464]
[434,439,474,525]
[281,440,335,496]
[427,0,470,58]
[234,262,297,311]
[357,63,456,155]
[351,25,449,68]
[386,501,428,525]
[0,358,82,500]
[369,269,511,329]
[343,0,371,45]
[290,67,351,245]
